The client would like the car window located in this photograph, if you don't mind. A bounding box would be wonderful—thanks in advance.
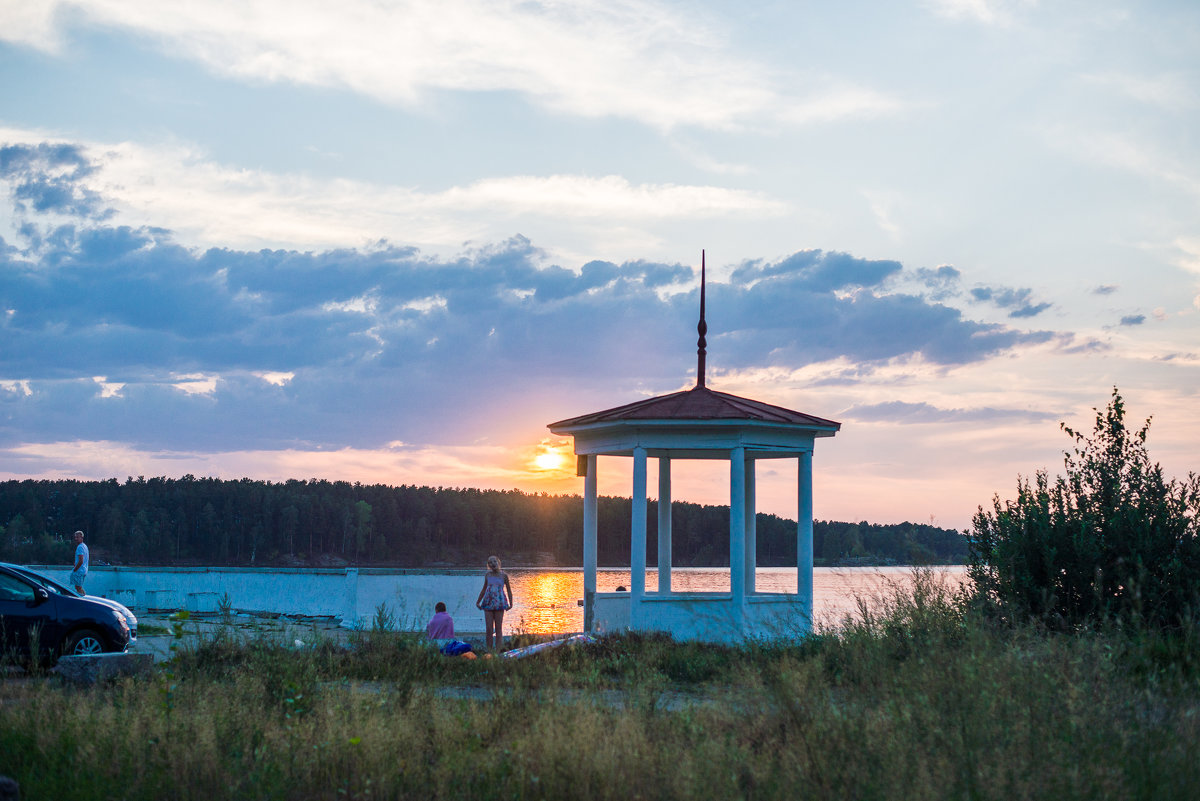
[15,569,73,596]
[0,573,36,602]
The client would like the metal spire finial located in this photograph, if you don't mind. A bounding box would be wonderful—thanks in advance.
[696,250,707,388]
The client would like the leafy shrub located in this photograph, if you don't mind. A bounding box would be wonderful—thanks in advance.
[968,388,1200,629]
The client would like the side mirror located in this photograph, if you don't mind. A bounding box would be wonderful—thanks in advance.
[34,587,50,605]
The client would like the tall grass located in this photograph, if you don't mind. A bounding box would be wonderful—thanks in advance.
[2,570,1198,800]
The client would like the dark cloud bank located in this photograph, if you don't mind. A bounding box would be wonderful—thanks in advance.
[1,142,1061,454]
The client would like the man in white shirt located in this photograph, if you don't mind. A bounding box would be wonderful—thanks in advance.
[71,530,89,594]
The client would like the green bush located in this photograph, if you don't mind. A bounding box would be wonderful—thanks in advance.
[968,388,1200,629]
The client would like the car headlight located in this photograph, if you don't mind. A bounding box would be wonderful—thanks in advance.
[113,611,129,634]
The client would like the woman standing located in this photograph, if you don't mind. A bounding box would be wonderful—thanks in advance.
[475,555,513,649]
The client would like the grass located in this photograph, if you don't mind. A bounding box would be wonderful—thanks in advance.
[2,569,1198,800]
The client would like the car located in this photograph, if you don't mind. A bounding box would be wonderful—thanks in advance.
[0,562,138,647]
[0,564,130,663]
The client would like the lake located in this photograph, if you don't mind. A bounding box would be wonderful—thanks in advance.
[500,565,969,635]
[35,563,969,635]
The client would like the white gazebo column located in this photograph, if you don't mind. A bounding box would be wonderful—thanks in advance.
[631,447,648,610]
[583,454,598,632]
[657,455,672,594]
[729,447,746,604]
[797,450,814,630]
[744,455,756,595]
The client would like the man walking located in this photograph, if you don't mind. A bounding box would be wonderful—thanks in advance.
[71,530,89,594]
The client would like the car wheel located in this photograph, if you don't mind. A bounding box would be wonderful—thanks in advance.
[64,628,106,656]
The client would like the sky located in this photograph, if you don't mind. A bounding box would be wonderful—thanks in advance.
[1,0,1198,533]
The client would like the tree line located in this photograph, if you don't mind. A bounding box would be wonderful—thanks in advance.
[0,475,967,568]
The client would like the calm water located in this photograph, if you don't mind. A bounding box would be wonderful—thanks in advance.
[501,566,969,635]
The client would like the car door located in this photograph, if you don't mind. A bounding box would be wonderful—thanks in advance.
[0,570,57,658]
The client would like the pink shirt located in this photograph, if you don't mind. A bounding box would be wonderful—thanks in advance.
[426,611,454,639]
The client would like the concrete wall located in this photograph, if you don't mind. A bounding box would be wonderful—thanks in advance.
[593,592,812,643]
[30,565,484,630]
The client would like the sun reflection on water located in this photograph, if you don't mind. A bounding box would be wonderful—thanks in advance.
[512,572,579,635]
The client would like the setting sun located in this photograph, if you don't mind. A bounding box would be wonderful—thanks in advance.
[532,440,571,472]
[534,449,566,471]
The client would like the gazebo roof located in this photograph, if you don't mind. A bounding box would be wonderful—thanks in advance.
[548,384,840,431]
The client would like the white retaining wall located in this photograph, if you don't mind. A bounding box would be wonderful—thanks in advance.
[593,592,813,643]
[30,565,483,630]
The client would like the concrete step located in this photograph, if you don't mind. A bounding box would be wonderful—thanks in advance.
[51,652,155,685]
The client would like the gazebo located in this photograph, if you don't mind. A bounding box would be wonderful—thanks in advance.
[548,253,840,642]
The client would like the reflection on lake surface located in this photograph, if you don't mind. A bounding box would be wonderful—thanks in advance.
[504,566,969,636]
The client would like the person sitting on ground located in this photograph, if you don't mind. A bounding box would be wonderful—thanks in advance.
[426,601,454,645]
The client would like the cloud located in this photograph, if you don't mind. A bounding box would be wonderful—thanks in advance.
[1081,71,1199,110]
[969,285,1053,318]
[1093,284,1119,295]
[0,140,1062,457]
[1172,237,1200,277]
[914,265,962,300]
[710,254,1053,369]
[731,250,902,292]
[922,0,1018,26]
[1119,314,1146,326]
[1042,126,1200,198]
[1,0,905,133]
[0,130,788,253]
[669,139,753,176]
[0,143,112,220]
[842,400,1057,425]
[0,0,62,51]
[1060,337,1110,355]
[1,226,1057,453]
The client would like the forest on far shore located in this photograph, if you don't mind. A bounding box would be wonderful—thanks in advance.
[0,477,968,569]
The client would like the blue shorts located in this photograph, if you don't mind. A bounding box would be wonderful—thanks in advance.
[70,570,87,588]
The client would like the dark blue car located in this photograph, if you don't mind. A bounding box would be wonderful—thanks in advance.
[0,563,130,663]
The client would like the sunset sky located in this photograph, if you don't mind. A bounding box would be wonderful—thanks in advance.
[1,0,1197,532]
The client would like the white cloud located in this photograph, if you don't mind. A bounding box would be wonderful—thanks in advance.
[1173,237,1200,277]
[401,296,448,314]
[0,0,65,51]
[776,83,906,125]
[668,139,753,176]
[254,371,294,386]
[435,174,789,218]
[1080,71,1199,110]
[0,128,788,253]
[923,0,1022,26]
[1041,125,1200,198]
[1,0,904,132]
[92,376,125,398]
[862,189,904,239]
[170,373,218,396]
[323,295,378,315]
